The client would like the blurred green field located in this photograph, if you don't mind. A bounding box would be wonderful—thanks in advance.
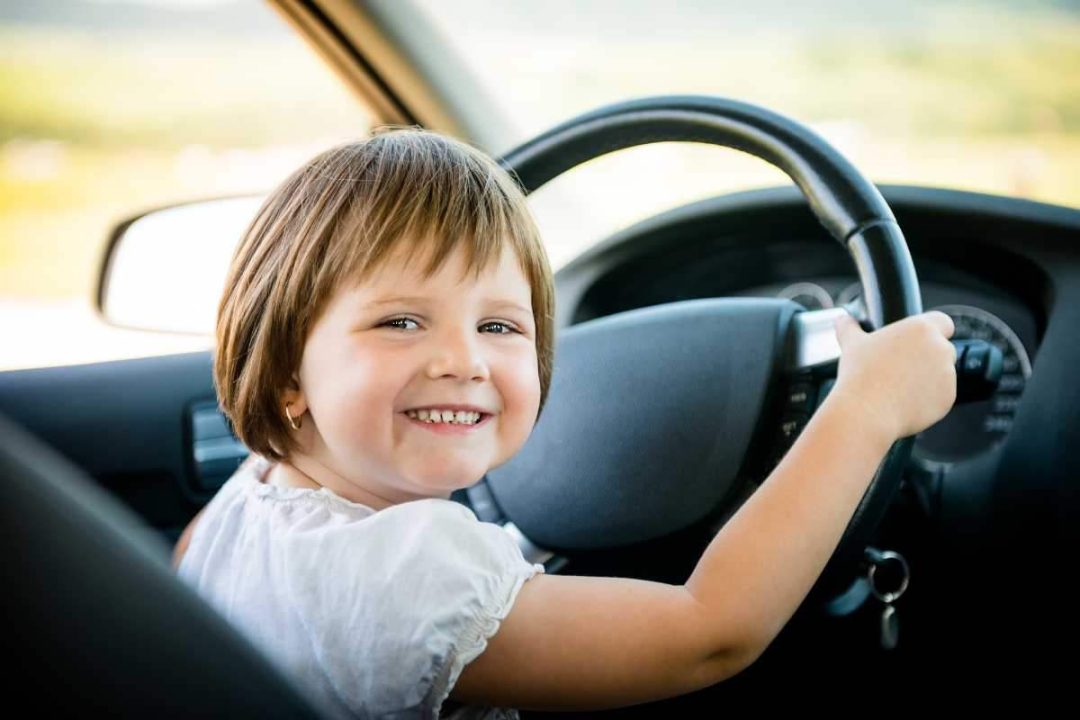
[1,10,1079,303]
[485,16,1080,141]
[0,26,372,148]
[0,24,370,301]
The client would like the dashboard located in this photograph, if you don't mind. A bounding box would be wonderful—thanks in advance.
[553,185,1066,476]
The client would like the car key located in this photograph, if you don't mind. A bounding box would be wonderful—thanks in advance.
[863,547,910,650]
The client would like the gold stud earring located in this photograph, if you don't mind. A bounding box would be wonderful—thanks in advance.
[285,402,303,430]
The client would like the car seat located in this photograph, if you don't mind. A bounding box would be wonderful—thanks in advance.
[0,411,329,717]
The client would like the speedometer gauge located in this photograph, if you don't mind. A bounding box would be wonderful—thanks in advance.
[777,282,833,311]
[914,304,1032,464]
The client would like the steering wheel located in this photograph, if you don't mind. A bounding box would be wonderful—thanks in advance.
[486,95,922,604]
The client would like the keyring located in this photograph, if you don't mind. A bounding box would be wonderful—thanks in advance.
[864,547,910,604]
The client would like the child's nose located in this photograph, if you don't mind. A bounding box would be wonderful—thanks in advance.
[425,328,490,382]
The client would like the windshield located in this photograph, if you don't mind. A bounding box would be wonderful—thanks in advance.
[416,0,1079,266]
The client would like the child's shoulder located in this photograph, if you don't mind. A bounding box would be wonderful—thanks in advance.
[379,495,477,522]
[188,456,527,577]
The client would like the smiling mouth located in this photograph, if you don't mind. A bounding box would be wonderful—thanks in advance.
[402,411,492,434]
[403,408,490,425]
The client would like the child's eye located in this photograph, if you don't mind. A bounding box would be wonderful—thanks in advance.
[381,317,420,331]
[480,321,518,335]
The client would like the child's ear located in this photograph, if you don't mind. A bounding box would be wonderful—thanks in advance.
[282,373,308,418]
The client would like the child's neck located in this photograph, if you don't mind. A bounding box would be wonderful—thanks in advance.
[265,462,323,491]
[267,457,450,510]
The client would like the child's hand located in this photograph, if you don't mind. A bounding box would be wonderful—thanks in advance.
[830,310,957,442]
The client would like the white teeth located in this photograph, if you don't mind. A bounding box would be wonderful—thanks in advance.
[406,409,483,425]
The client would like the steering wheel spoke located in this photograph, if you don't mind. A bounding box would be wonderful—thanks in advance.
[787,306,853,372]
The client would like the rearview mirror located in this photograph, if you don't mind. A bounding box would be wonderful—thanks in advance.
[98,196,264,335]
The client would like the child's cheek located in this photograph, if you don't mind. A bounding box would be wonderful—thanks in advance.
[500,345,542,448]
[323,358,394,448]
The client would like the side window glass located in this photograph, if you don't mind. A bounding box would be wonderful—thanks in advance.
[0,0,374,370]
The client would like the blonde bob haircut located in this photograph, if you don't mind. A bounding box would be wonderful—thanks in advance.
[215,128,555,461]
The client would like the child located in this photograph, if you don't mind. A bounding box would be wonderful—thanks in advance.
[175,128,956,718]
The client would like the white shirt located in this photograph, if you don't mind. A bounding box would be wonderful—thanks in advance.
[177,455,544,719]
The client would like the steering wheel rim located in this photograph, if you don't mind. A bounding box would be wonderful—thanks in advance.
[491,95,922,602]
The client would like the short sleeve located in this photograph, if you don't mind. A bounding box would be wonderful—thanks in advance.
[279,498,544,718]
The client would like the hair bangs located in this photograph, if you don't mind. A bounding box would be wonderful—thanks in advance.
[330,141,529,291]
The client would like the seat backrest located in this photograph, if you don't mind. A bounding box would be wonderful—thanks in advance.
[0,412,329,717]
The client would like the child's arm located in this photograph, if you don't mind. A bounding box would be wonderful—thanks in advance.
[451,392,891,710]
[451,311,956,711]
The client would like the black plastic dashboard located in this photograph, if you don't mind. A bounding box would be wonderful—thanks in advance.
[551,184,1071,471]
[559,186,1053,333]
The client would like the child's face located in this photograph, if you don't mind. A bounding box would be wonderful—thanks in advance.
[287,241,541,505]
